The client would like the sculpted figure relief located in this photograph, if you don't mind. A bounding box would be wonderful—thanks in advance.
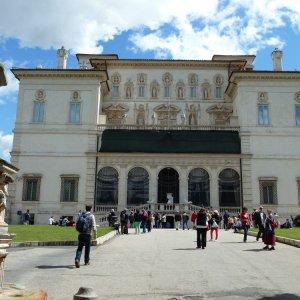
[136,104,145,125]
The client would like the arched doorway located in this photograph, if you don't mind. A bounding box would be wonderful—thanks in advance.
[188,168,210,207]
[96,167,118,205]
[127,167,149,206]
[219,168,240,207]
[158,168,179,203]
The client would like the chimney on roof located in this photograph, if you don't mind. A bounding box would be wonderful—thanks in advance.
[271,48,283,71]
[57,46,68,69]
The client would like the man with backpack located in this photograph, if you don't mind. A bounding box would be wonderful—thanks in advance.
[75,204,97,268]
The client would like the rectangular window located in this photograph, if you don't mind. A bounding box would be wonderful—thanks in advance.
[259,179,277,205]
[216,86,222,98]
[32,101,44,123]
[69,102,81,123]
[23,177,41,201]
[190,87,196,98]
[112,86,119,97]
[164,86,170,98]
[296,105,300,126]
[138,86,144,97]
[61,177,79,202]
[258,104,269,125]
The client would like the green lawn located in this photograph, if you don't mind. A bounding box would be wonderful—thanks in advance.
[8,225,114,242]
[249,227,300,240]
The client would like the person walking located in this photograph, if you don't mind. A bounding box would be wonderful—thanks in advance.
[24,209,30,225]
[133,209,142,234]
[263,209,277,250]
[182,212,189,230]
[196,208,208,249]
[75,204,97,268]
[240,207,251,242]
[253,206,266,241]
[208,210,221,241]
[175,211,181,230]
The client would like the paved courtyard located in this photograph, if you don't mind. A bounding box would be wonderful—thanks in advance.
[5,228,300,300]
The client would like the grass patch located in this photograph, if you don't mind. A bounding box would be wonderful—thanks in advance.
[8,225,114,242]
[249,227,300,240]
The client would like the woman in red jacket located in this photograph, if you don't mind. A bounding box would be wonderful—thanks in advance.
[240,207,251,242]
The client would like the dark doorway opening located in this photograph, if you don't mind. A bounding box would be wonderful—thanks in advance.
[166,215,175,228]
[158,168,179,203]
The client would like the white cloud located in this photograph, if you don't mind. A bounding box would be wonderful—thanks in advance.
[0,60,19,105]
[0,132,13,162]
[0,0,299,59]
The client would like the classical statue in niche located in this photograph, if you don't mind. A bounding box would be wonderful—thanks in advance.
[203,87,209,99]
[126,86,131,98]
[181,112,186,125]
[178,87,183,98]
[136,104,146,125]
[188,104,198,125]
[152,86,157,98]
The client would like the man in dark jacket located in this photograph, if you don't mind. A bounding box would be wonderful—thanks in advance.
[175,211,181,230]
[253,206,266,241]
[196,208,208,249]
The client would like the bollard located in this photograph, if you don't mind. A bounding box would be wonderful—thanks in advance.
[73,287,97,300]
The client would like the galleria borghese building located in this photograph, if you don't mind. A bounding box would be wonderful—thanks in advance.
[7,47,300,225]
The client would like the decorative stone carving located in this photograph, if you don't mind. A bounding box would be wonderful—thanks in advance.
[186,104,200,125]
[162,73,173,86]
[257,92,268,103]
[153,104,180,126]
[134,104,148,125]
[150,80,159,98]
[206,103,233,125]
[137,73,147,84]
[176,81,185,99]
[295,92,300,103]
[201,80,211,100]
[103,104,129,124]
[111,72,121,84]
[71,90,81,101]
[35,90,45,101]
[215,74,224,86]
[188,73,198,86]
[125,80,134,99]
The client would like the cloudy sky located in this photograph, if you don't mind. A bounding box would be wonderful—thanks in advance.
[1,0,300,161]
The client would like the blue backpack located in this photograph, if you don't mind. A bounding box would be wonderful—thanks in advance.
[76,212,91,233]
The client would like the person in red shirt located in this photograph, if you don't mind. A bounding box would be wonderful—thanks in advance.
[240,207,251,242]
[191,210,197,229]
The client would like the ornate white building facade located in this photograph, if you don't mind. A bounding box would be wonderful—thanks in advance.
[7,48,300,224]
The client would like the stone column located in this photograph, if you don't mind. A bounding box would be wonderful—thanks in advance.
[117,167,127,211]
[210,168,219,209]
[148,167,157,204]
[179,168,188,204]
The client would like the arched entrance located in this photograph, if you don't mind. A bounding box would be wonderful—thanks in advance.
[158,168,179,203]
[188,168,210,207]
[219,168,240,207]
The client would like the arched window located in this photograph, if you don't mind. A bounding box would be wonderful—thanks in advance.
[219,168,240,207]
[127,167,149,206]
[188,168,210,207]
[96,167,118,205]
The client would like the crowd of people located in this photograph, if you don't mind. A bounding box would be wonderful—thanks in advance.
[106,205,296,252]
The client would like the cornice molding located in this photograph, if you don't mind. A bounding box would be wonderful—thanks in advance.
[226,71,300,97]
[95,60,246,69]
[11,69,108,81]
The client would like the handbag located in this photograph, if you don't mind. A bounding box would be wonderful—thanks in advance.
[211,220,218,228]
